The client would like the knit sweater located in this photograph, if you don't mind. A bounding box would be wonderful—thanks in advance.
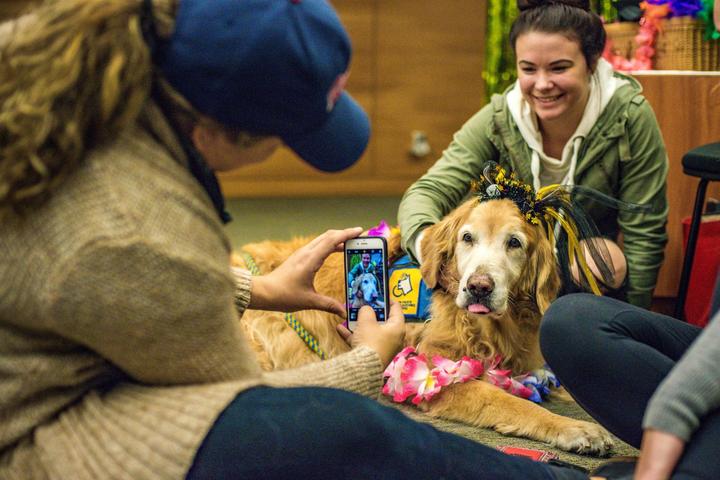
[0,103,384,479]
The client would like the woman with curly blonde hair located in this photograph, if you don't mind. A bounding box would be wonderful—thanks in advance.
[0,0,410,478]
[0,1,161,213]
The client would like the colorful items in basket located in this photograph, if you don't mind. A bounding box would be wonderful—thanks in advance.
[603,1,669,71]
[648,0,703,17]
[382,346,560,406]
[646,0,720,40]
[603,0,719,71]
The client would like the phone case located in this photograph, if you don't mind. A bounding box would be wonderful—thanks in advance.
[344,237,389,322]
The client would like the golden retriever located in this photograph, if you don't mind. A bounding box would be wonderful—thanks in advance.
[235,197,614,454]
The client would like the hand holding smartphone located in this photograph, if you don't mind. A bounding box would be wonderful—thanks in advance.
[344,236,389,323]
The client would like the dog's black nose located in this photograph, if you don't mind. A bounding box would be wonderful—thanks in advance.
[466,274,494,298]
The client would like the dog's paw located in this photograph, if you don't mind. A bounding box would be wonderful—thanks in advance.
[550,419,614,456]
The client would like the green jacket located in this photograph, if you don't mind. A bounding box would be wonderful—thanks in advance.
[399,73,668,309]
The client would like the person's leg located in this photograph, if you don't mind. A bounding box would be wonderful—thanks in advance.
[187,386,581,480]
[544,295,720,479]
[540,294,701,448]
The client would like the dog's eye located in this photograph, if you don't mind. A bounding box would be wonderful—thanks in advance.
[462,232,473,244]
[507,236,522,249]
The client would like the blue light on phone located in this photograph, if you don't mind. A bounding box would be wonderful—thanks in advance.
[346,247,387,321]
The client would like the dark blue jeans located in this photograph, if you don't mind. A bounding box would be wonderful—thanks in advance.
[187,386,580,479]
[541,294,720,479]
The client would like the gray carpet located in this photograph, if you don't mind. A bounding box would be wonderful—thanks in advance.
[379,396,638,472]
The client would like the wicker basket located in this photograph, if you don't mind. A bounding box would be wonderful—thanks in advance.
[605,17,720,71]
[605,21,639,60]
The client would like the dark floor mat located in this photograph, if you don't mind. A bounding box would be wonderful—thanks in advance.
[380,396,638,471]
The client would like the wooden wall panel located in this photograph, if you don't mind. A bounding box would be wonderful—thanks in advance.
[634,73,720,297]
[374,0,486,179]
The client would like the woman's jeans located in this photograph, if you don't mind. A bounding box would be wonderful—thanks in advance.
[541,294,720,479]
[187,386,582,479]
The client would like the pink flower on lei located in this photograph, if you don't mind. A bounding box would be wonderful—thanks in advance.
[383,348,485,405]
[486,367,536,400]
[484,356,540,402]
[431,355,484,385]
[383,347,448,404]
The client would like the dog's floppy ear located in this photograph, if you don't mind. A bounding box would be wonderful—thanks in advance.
[420,199,476,289]
[524,229,561,314]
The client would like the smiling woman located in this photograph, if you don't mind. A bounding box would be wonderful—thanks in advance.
[514,32,592,158]
[399,0,668,310]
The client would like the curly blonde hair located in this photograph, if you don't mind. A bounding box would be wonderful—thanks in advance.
[0,0,177,215]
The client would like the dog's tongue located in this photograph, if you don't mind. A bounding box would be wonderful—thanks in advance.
[468,303,490,314]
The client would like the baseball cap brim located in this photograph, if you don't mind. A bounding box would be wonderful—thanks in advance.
[284,92,370,173]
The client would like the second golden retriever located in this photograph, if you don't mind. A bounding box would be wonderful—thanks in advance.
[235,197,614,454]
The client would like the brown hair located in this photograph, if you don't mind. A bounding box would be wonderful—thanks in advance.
[509,0,606,70]
[0,0,182,216]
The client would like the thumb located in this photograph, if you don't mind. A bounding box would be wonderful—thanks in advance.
[386,301,405,327]
[356,305,378,326]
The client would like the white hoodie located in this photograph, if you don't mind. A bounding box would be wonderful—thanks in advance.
[506,58,628,191]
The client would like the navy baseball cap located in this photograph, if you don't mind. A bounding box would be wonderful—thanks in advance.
[157,0,369,172]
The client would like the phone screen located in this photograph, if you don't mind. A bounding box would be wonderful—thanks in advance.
[345,247,387,322]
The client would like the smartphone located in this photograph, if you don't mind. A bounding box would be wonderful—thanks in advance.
[344,236,389,323]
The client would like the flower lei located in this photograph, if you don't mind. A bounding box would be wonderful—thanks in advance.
[382,346,560,406]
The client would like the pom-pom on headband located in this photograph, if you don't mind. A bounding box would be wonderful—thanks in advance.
[472,162,651,295]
